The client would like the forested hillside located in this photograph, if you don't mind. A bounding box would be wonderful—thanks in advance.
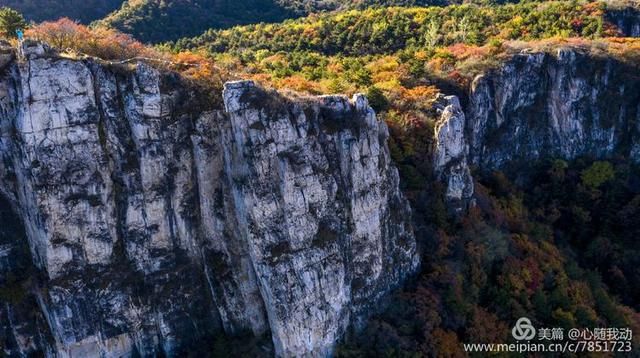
[169,1,637,98]
[93,0,538,42]
[96,0,454,43]
[178,2,623,55]
[95,0,297,43]
[0,0,124,22]
[1,0,451,42]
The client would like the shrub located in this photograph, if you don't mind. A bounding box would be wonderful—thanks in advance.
[26,18,150,60]
[25,18,228,94]
[366,86,389,112]
[581,161,614,188]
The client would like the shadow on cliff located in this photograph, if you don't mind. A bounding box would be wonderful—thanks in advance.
[0,194,54,356]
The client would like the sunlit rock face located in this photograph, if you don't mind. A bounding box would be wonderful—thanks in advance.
[435,48,640,205]
[0,42,418,357]
[433,94,474,212]
[222,81,419,356]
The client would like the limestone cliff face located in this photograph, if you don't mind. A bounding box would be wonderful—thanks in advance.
[221,82,418,356]
[434,48,640,204]
[433,94,473,212]
[0,42,418,357]
[607,6,640,37]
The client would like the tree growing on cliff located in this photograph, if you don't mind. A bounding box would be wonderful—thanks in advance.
[366,86,389,112]
[0,7,27,39]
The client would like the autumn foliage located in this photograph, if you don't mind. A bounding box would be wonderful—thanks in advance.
[26,18,150,60]
[24,18,230,91]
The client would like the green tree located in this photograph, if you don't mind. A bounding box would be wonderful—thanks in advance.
[0,7,26,38]
[366,86,388,112]
[424,20,441,49]
[581,161,614,189]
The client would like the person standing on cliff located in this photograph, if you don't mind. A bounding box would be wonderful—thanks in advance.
[16,29,23,58]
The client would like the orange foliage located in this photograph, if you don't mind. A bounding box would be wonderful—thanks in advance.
[26,18,151,60]
[447,43,490,61]
[277,75,322,94]
[431,329,465,357]
[172,51,223,83]
[399,85,438,102]
[248,72,274,84]
[25,19,230,89]
[326,61,343,75]
[427,57,453,74]
[366,56,407,87]
[582,1,605,17]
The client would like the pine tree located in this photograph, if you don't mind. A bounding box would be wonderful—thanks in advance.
[0,7,27,38]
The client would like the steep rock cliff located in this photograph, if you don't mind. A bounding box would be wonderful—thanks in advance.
[434,48,640,204]
[608,6,640,37]
[0,42,418,357]
[433,94,474,211]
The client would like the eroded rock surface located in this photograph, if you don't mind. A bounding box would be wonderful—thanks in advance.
[0,42,418,357]
[433,94,474,211]
[434,48,640,204]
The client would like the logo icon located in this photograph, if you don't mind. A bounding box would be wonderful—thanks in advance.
[512,317,536,340]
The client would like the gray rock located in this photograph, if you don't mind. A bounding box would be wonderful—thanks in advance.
[0,48,418,357]
[435,49,640,205]
[433,94,474,211]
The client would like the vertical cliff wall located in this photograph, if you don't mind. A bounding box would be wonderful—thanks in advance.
[0,42,418,357]
[222,82,418,356]
[434,48,640,205]
[607,6,640,37]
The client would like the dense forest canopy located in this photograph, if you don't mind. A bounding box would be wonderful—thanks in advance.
[4,0,633,43]
[164,1,639,100]
[92,0,598,42]
[93,0,451,43]
[177,1,622,56]
[94,0,298,43]
[95,0,462,43]
[338,157,640,356]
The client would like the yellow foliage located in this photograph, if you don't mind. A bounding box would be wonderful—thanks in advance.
[365,55,400,73]
[277,75,321,94]
[400,85,439,102]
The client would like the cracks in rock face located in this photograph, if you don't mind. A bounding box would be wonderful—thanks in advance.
[220,83,418,356]
[0,58,418,356]
[434,50,640,215]
[0,192,53,356]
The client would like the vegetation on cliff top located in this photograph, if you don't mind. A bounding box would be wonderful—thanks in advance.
[0,7,27,38]
[160,2,640,204]
[21,18,228,107]
[166,1,640,97]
